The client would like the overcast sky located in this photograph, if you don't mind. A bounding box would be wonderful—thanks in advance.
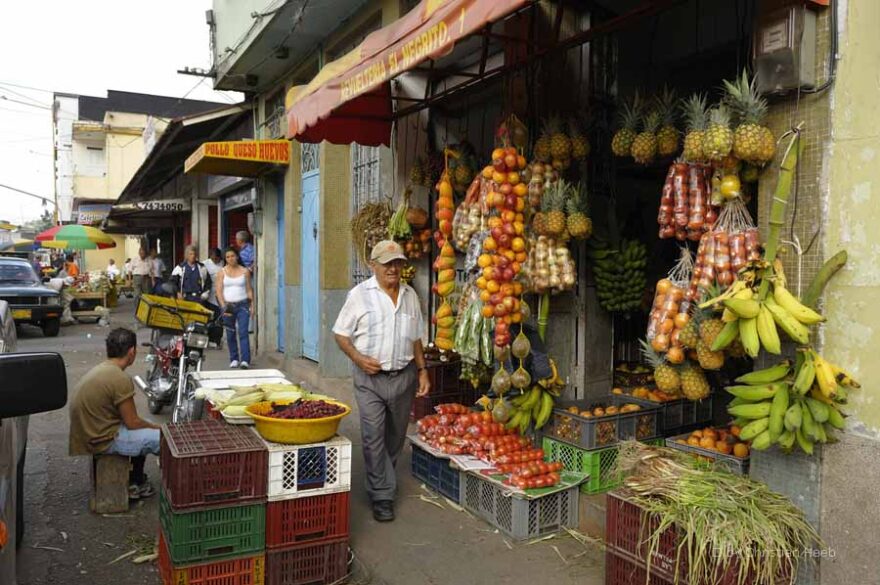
[0,1,241,225]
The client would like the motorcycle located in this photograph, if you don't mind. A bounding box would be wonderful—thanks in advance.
[133,284,222,423]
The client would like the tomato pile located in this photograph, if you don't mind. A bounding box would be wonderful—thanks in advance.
[266,400,345,419]
[416,403,563,490]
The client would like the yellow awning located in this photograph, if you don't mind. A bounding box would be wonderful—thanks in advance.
[184,140,290,177]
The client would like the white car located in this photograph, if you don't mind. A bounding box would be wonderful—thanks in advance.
[0,299,67,583]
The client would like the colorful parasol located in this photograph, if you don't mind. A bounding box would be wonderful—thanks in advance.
[35,225,116,250]
[0,239,38,252]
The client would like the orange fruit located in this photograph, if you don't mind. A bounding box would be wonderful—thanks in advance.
[507,172,521,185]
[655,279,672,294]
[715,441,732,455]
[492,148,506,161]
[659,319,675,334]
[666,345,685,364]
[733,443,750,458]
[512,238,526,252]
[691,430,704,439]
[481,305,494,318]
[730,425,741,438]
[699,436,716,450]
[479,290,491,303]
[483,237,497,251]
[492,171,506,184]
[513,183,528,197]
[687,436,701,447]
[478,254,493,268]
[475,277,487,290]
[487,280,500,293]
[482,165,495,178]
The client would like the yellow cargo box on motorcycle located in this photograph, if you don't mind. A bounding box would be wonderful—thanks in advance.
[136,294,213,331]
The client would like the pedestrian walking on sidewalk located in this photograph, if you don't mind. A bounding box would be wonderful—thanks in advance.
[171,245,212,303]
[333,240,431,522]
[130,248,155,300]
[215,247,253,369]
[68,328,161,500]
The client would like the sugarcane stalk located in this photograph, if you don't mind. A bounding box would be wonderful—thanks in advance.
[757,127,802,300]
[537,292,550,341]
[802,250,847,308]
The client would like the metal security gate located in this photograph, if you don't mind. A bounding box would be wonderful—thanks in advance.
[301,143,320,361]
[351,144,382,284]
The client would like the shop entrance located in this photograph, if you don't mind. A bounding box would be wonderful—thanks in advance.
[300,144,320,361]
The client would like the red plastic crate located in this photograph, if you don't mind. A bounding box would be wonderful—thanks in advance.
[158,531,265,585]
[161,420,268,510]
[605,548,674,585]
[606,492,792,585]
[265,537,350,585]
[266,492,350,549]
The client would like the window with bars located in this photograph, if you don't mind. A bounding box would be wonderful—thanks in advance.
[351,144,382,284]
[262,89,286,139]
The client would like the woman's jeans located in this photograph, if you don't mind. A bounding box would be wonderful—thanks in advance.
[225,301,251,363]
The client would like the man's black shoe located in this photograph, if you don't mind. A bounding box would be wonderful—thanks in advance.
[373,500,394,522]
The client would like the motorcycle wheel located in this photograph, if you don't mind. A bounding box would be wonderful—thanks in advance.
[172,379,203,423]
[148,398,164,415]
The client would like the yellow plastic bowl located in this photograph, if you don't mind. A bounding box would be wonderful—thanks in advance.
[245,399,351,444]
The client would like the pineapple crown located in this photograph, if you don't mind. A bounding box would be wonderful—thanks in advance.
[680,93,709,132]
[617,94,642,131]
[722,70,768,126]
[655,87,678,127]
[542,179,570,212]
[543,115,563,136]
[639,338,668,369]
[708,104,732,128]
[566,182,589,215]
[640,110,662,133]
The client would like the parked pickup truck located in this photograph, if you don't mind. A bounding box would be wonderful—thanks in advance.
[0,256,62,337]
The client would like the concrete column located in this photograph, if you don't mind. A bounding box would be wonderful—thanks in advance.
[318,142,352,378]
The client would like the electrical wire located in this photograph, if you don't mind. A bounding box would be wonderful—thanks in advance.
[0,94,51,110]
[0,80,54,93]
[800,0,837,94]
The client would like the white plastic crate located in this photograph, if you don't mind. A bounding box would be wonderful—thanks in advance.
[260,434,352,501]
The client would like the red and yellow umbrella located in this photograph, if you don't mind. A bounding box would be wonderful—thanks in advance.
[35,225,116,250]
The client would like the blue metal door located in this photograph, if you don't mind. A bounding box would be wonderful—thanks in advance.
[301,170,320,361]
[276,189,286,352]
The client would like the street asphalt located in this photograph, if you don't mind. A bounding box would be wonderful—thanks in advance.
[14,297,604,585]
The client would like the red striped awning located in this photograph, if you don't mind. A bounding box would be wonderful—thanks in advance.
[285,0,529,146]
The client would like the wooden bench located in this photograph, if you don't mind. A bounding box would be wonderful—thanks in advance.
[89,455,130,514]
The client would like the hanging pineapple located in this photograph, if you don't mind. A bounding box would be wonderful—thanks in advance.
[547,116,572,165]
[680,94,709,163]
[566,182,592,240]
[703,105,734,162]
[656,87,680,158]
[679,361,710,401]
[723,70,776,165]
[534,121,552,163]
[569,118,590,160]
[543,180,568,237]
[611,95,642,157]
[631,110,661,165]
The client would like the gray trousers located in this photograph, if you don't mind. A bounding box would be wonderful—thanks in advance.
[132,275,151,299]
[352,362,417,503]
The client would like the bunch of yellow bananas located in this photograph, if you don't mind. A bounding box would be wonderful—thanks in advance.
[726,356,859,455]
[705,278,824,356]
[479,359,563,434]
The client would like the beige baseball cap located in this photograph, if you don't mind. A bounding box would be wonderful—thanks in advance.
[370,240,407,264]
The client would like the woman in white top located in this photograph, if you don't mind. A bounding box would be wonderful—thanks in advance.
[215,248,254,369]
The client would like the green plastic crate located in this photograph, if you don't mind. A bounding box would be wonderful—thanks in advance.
[542,437,664,495]
[159,488,266,564]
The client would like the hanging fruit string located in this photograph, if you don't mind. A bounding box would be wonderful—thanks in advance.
[757,125,802,301]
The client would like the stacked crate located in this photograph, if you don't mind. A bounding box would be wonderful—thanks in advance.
[158,420,269,585]
[410,359,477,421]
[260,434,353,585]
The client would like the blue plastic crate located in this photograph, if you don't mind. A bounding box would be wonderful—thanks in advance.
[296,446,328,489]
[411,445,461,503]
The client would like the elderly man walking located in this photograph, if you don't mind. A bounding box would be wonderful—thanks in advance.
[333,240,431,522]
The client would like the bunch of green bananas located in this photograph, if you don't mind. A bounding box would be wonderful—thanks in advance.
[587,237,647,312]
[705,278,824,356]
[505,385,558,433]
[726,357,859,455]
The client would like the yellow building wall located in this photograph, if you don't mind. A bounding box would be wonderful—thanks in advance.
[825,0,880,436]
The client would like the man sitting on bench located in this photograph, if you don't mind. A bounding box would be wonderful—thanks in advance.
[69,328,161,499]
